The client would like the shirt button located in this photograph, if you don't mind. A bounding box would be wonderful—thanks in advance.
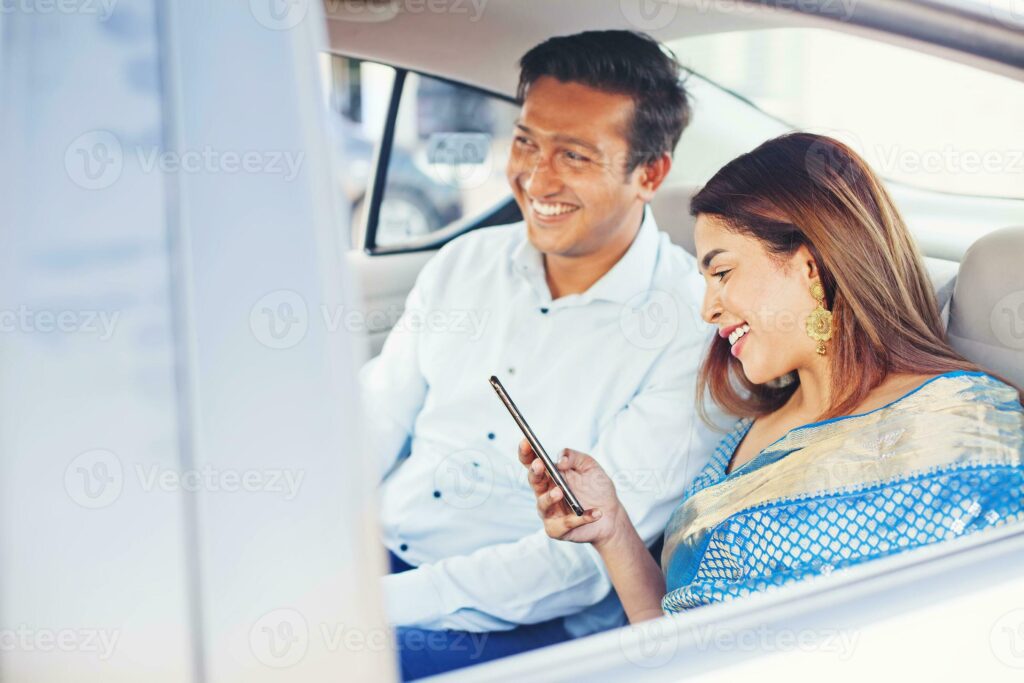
[540,307,549,314]
[399,543,409,552]
[508,367,515,375]
[487,432,495,440]
[433,490,442,499]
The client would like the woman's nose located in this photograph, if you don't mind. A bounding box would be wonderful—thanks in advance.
[701,286,721,324]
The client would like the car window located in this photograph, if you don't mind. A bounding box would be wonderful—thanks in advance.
[322,55,520,251]
[372,71,519,249]
[667,29,1024,199]
[321,54,396,248]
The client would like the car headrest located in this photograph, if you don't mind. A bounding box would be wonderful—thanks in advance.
[947,226,1024,390]
[649,184,700,256]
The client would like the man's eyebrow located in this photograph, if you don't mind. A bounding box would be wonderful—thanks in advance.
[699,248,727,273]
[514,122,602,156]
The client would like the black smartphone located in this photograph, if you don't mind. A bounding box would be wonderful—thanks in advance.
[489,375,585,516]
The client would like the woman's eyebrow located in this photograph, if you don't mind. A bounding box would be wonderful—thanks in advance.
[699,248,726,273]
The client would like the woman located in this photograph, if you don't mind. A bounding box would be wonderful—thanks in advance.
[518,132,1024,622]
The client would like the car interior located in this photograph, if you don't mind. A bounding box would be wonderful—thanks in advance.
[327,0,1024,388]
[4,1,1022,681]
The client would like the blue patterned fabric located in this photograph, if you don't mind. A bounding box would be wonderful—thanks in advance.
[661,371,1024,613]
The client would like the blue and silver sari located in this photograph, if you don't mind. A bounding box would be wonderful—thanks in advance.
[661,370,1024,613]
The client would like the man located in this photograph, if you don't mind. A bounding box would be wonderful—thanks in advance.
[363,30,723,679]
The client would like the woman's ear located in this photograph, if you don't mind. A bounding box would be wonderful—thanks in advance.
[794,244,820,283]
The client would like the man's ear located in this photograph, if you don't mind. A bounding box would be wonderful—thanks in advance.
[636,153,672,203]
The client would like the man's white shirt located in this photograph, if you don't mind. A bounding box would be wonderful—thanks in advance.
[363,206,726,635]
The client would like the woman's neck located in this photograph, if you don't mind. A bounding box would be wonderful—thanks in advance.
[789,356,833,419]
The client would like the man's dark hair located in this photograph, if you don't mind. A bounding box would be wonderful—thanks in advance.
[516,30,691,174]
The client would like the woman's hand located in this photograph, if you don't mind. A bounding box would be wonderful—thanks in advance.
[517,439,625,548]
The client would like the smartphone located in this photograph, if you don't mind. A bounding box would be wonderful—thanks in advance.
[488,375,585,516]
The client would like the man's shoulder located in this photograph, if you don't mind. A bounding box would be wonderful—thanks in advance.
[436,220,524,258]
[430,221,525,267]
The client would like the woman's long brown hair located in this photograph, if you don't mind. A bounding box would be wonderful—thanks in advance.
[691,132,1010,426]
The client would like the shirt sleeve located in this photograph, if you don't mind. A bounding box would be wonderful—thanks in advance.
[381,325,730,631]
[360,255,439,482]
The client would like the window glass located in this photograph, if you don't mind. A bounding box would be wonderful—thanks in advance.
[375,72,519,248]
[667,29,1024,199]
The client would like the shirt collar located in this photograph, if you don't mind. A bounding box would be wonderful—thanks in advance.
[511,205,661,306]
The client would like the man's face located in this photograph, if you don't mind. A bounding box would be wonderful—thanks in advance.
[506,76,653,258]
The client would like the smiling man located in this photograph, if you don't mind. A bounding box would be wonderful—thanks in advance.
[362,30,724,680]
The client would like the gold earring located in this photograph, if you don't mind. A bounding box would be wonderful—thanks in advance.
[806,281,833,355]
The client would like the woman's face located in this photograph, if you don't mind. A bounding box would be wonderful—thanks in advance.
[694,213,823,384]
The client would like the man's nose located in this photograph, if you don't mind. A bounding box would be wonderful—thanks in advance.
[522,156,562,197]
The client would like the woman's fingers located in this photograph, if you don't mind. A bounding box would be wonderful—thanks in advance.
[527,459,550,495]
[557,448,589,472]
[517,438,535,467]
[546,508,602,537]
[536,484,563,514]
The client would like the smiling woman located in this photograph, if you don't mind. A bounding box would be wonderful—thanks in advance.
[522,131,1024,625]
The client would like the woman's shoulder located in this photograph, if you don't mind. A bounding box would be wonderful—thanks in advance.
[865,370,1017,413]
